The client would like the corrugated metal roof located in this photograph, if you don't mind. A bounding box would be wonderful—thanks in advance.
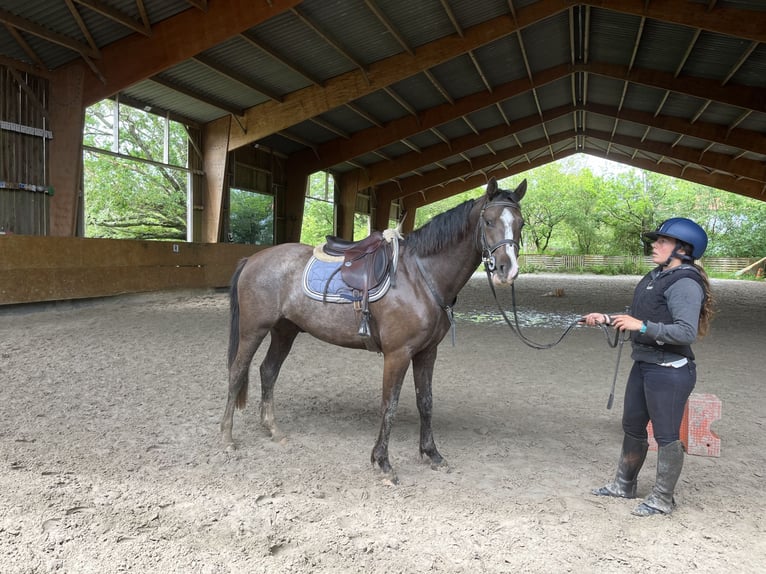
[1,0,764,202]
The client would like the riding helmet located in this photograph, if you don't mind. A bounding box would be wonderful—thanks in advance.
[643,218,708,259]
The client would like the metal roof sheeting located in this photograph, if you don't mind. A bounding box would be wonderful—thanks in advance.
[1,0,764,201]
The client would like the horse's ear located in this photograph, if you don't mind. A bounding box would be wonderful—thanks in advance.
[514,179,527,201]
[486,177,498,199]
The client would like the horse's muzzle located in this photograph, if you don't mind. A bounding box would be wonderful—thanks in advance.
[491,266,518,286]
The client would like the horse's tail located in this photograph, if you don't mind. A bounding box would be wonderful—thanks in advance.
[228,258,248,371]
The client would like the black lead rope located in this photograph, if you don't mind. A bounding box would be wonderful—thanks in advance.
[484,267,627,351]
[486,268,632,408]
[484,268,582,350]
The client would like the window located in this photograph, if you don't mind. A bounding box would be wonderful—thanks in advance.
[301,171,336,245]
[229,188,274,244]
[82,99,191,240]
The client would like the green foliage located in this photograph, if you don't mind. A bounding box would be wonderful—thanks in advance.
[301,194,334,247]
[81,102,766,258]
[229,189,273,244]
[83,100,188,240]
[411,157,766,258]
[354,213,371,239]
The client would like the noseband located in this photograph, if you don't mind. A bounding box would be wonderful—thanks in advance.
[478,200,521,272]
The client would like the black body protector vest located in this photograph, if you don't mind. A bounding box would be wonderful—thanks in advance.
[630,266,706,360]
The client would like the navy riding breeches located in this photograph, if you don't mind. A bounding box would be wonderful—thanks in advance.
[622,360,696,447]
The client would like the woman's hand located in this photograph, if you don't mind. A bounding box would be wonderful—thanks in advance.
[580,312,644,332]
[580,312,611,326]
[610,314,644,332]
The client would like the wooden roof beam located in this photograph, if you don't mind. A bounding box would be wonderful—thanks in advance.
[289,63,570,173]
[585,129,765,184]
[377,130,574,204]
[586,150,765,202]
[294,58,766,177]
[73,0,151,36]
[230,1,571,149]
[240,30,324,87]
[343,100,764,194]
[73,0,303,106]
[0,7,99,59]
[590,0,766,43]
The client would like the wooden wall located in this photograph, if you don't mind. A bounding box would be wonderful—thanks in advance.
[0,235,261,305]
[1,66,51,235]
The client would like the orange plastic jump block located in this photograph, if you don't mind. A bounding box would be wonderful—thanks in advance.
[647,393,722,457]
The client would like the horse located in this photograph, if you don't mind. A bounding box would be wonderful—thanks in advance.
[221,177,527,482]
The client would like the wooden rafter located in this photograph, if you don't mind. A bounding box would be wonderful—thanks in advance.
[148,76,245,116]
[72,0,151,36]
[192,54,283,102]
[0,7,100,59]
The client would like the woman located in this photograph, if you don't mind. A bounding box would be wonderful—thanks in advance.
[582,218,714,516]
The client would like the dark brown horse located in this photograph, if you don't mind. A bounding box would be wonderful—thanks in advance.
[221,177,527,482]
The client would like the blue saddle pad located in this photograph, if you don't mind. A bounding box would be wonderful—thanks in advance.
[302,256,390,303]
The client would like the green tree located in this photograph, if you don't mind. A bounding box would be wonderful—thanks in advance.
[83,100,188,240]
[511,164,571,253]
[229,189,273,244]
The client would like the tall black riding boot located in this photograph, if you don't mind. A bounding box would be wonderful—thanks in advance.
[632,440,685,516]
[592,434,649,499]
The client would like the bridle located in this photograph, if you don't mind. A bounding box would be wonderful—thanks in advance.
[477,199,522,272]
[478,198,625,352]
[476,195,628,407]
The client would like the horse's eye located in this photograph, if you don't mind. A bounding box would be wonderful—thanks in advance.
[484,218,493,227]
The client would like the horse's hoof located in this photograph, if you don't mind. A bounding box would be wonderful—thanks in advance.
[378,469,398,486]
[373,462,398,485]
[224,442,236,453]
[270,430,287,444]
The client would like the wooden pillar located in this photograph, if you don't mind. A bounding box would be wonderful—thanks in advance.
[399,197,416,234]
[201,116,230,243]
[48,65,86,236]
[336,174,358,240]
[373,191,391,232]
[281,172,308,243]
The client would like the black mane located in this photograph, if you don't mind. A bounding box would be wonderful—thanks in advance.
[405,198,477,257]
[404,187,523,257]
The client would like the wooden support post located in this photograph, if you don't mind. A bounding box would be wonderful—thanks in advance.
[201,116,230,243]
[399,197,416,235]
[48,65,86,236]
[336,175,359,240]
[373,190,391,232]
[282,173,308,244]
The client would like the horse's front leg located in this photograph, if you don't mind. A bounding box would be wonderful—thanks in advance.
[412,345,447,469]
[371,351,410,484]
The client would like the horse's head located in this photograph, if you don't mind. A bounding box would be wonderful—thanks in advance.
[478,177,526,286]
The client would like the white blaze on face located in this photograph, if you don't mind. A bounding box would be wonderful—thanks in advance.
[498,208,519,282]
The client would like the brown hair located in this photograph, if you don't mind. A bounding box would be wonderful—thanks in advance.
[694,263,714,337]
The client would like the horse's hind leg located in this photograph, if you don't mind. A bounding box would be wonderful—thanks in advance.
[259,321,300,441]
[412,345,446,469]
[221,327,267,448]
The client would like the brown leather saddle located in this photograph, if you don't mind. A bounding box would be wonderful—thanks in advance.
[322,230,394,340]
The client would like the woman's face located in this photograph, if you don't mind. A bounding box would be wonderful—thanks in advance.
[651,235,682,266]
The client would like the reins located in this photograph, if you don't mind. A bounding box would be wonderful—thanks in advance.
[483,267,629,352]
[477,192,629,407]
[483,268,581,349]
[485,268,631,408]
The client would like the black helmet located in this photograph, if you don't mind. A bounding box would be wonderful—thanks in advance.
[643,218,708,259]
